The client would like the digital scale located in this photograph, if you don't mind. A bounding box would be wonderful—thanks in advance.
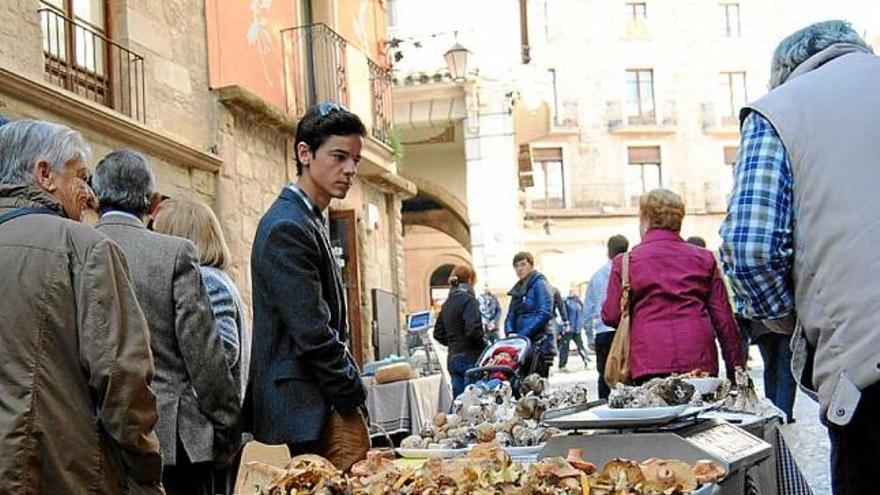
[540,404,774,495]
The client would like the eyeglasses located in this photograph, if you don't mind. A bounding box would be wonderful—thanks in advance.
[316,100,347,116]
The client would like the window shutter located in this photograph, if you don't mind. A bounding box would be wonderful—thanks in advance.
[532,147,563,162]
[518,144,534,188]
[628,146,661,164]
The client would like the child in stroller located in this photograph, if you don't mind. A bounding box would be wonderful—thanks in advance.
[463,336,535,396]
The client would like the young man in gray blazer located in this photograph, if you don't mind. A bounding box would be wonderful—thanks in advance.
[93,150,240,495]
[249,102,369,471]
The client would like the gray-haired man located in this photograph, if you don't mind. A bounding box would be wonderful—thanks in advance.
[720,21,879,494]
[93,150,240,495]
[0,121,163,493]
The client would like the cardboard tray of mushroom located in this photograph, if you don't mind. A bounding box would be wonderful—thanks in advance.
[397,375,587,457]
[252,441,725,495]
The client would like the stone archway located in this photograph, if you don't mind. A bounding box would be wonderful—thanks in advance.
[402,177,470,251]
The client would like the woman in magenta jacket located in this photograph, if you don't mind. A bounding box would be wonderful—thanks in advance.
[602,189,744,383]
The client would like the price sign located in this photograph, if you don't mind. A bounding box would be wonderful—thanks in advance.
[685,423,769,465]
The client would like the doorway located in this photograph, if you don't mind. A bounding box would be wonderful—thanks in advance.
[329,209,364,366]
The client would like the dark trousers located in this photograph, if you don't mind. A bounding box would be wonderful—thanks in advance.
[448,352,479,399]
[595,331,616,399]
[828,381,880,495]
[558,331,590,369]
[162,440,216,495]
[755,333,796,420]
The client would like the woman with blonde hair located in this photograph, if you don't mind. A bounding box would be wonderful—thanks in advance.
[153,198,250,400]
[153,198,251,494]
[601,189,743,383]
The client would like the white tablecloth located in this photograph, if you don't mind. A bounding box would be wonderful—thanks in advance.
[363,373,452,437]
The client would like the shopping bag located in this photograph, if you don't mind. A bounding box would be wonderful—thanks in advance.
[604,252,632,386]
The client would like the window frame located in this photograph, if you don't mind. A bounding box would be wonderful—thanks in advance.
[39,0,112,103]
[719,71,748,124]
[528,148,566,210]
[626,2,647,22]
[626,146,662,206]
[626,68,656,124]
[720,3,741,37]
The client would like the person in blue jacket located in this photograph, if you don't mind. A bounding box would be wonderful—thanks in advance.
[505,251,554,378]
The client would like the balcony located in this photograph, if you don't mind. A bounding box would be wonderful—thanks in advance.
[606,99,676,135]
[550,99,579,134]
[281,23,393,147]
[701,102,741,137]
[38,5,145,123]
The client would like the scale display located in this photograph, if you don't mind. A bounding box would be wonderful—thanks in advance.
[685,423,768,464]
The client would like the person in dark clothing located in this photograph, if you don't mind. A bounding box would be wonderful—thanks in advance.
[248,102,369,472]
[505,252,554,378]
[433,265,486,399]
[544,285,568,373]
[559,287,590,371]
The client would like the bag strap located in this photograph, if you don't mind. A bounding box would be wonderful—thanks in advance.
[619,252,632,315]
[0,206,58,226]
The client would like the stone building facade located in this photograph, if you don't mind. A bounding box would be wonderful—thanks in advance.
[391,0,879,309]
[0,0,413,364]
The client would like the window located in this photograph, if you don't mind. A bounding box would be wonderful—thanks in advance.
[527,148,566,209]
[720,3,741,37]
[721,146,738,195]
[626,69,655,124]
[627,146,662,206]
[38,0,145,122]
[626,2,647,21]
[719,71,747,125]
[40,0,107,77]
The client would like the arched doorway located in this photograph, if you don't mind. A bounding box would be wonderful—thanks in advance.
[428,263,455,311]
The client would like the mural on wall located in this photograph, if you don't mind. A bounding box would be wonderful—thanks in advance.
[338,0,387,62]
[206,0,298,110]
[247,0,275,88]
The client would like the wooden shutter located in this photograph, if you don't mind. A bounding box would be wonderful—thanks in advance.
[628,146,661,164]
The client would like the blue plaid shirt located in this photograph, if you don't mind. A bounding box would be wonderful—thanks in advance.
[719,112,795,320]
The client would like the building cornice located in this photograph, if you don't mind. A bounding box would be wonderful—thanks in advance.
[0,67,222,173]
[214,85,298,134]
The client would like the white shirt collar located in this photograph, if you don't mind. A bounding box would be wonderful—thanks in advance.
[100,210,144,224]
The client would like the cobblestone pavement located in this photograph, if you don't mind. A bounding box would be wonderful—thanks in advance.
[548,348,831,494]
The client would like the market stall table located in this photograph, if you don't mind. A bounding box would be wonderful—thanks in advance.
[363,373,452,438]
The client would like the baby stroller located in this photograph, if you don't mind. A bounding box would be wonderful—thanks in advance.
[463,335,535,397]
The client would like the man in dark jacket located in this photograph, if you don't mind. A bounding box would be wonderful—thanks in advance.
[249,102,369,471]
[505,252,554,377]
[559,287,591,371]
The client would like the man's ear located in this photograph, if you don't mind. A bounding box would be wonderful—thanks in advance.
[296,142,312,169]
[33,160,57,192]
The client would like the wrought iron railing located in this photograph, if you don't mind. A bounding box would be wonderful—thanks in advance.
[368,58,393,146]
[281,23,349,116]
[38,5,145,123]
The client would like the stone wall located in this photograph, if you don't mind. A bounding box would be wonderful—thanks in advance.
[0,0,410,364]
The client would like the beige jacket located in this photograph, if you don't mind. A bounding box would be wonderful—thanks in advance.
[745,45,880,424]
[0,184,163,494]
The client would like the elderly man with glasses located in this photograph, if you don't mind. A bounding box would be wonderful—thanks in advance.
[0,120,163,494]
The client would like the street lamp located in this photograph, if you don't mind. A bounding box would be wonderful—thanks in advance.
[444,42,471,81]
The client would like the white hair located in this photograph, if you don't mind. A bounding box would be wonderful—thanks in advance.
[770,20,873,89]
[0,120,91,185]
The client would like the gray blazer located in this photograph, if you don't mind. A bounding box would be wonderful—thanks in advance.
[97,214,240,466]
